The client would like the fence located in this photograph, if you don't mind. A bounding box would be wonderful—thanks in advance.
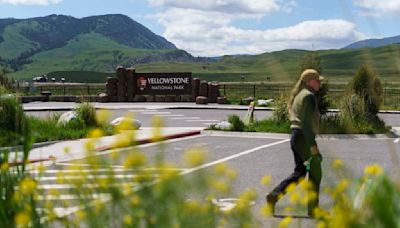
[220,83,400,108]
[12,82,400,108]
[14,83,106,96]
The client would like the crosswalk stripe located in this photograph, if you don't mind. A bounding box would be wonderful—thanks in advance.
[38,174,156,181]
[38,193,111,201]
[37,182,137,190]
[169,117,200,120]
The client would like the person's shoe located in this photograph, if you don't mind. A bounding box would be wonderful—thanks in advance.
[265,193,277,215]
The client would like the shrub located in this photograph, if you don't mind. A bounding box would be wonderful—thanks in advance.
[75,103,97,127]
[0,96,31,148]
[272,95,289,123]
[348,65,382,117]
[228,114,245,132]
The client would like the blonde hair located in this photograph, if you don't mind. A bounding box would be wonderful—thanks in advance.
[288,77,307,113]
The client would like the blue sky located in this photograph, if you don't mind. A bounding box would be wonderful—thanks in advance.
[0,0,398,56]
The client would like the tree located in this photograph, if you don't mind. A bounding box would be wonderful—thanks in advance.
[299,52,322,75]
[349,65,382,117]
[299,52,329,115]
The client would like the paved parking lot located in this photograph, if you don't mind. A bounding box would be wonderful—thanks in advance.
[29,130,400,227]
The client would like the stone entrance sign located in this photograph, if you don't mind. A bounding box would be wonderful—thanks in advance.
[135,73,192,95]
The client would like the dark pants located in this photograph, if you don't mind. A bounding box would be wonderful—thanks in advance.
[269,129,321,214]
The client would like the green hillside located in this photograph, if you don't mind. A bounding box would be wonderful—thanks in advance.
[133,45,400,83]
[8,32,195,80]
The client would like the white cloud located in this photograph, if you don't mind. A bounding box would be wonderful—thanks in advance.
[0,0,61,5]
[354,0,400,16]
[157,7,365,56]
[146,0,366,56]
[149,0,280,15]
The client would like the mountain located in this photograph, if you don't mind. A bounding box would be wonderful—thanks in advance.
[344,35,400,49]
[0,14,198,78]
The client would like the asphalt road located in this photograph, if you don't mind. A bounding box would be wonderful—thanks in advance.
[25,108,400,128]
[30,131,400,227]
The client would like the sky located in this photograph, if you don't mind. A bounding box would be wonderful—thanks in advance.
[0,0,399,57]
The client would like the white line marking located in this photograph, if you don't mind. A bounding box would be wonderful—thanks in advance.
[38,193,111,201]
[169,117,200,120]
[29,167,187,174]
[158,114,185,117]
[38,174,150,181]
[129,109,157,112]
[394,138,400,143]
[141,112,171,115]
[181,139,290,175]
[185,120,218,122]
[37,182,137,190]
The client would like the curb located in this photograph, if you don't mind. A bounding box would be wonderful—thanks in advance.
[95,130,202,152]
[202,130,398,140]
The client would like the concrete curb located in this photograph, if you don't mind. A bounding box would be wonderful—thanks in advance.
[95,130,202,152]
[202,130,398,139]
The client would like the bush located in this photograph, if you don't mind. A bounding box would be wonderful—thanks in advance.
[0,96,31,147]
[272,95,289,123]
[349,65,382,117]
[75,103,97,127]
[228,114,245,132]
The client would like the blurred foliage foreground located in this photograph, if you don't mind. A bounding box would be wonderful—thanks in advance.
[1,99,400,227]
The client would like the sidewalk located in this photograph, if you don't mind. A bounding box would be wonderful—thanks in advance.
[19,127,203,166]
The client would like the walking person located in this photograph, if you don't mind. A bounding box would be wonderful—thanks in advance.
[266,69,324,217]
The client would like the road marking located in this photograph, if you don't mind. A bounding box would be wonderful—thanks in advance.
[38,174,151,181]
[141,112,171,115]
[129,109,157,112]
[185,119,218,122]
[158,114,185,117]
[37,182,137,190]
[181,139,290,175]
[394,138,400,143]
[38,193,111,201]
[169,117,200,120]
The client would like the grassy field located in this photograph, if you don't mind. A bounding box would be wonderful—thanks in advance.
[5,32,400,84]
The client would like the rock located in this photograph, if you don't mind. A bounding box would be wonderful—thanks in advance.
[196,96,208,104]
[241,97,254,105]
[110,117,141,130]
[217,96,228,104]
[58,111,77,125]
[98,93,109,103]
[215,121,232,130]
[257,99,274,106]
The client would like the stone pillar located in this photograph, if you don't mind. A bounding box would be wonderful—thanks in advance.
[199,80,208,97]
[208,82,219,103]
[116,67,127,102]
[192,78,200,102]
[106,77,118,102]
[126,68,136,102]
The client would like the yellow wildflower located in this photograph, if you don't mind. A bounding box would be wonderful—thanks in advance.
[123,214,133,225]
[130,195,140,206]
[260,204,274,217]
[278,216,292,228]
[96,109,110,125]
[261,175,272,186]
[124,152,146,168]
[364,164,383,177]
[15,211,30,226]
[20,177,37,195]
[1,162,9,171]
[184,149,207,167]
[88,128,103,138]
[332,159,344,169]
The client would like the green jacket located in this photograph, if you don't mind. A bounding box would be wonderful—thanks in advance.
[289,87,320,147]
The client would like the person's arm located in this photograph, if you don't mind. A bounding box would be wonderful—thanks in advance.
[301,94,317,148]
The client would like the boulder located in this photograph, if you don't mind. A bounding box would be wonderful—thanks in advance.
[214,121,232,130]
[57,111,77,126]
[196,96,208,104]
[217,96,228,104]
[110,117,141,130]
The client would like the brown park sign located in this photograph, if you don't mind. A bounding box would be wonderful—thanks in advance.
[135,72,192,95]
